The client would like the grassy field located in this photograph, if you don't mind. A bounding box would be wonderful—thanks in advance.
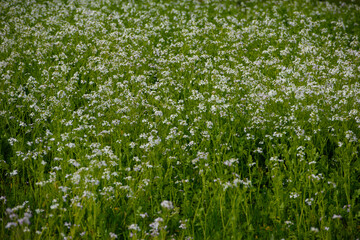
[1,0,360,239]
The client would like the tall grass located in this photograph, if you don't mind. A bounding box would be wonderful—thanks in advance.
[1,0,360,239]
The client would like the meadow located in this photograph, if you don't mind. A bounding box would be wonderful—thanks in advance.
[1,0,360,239]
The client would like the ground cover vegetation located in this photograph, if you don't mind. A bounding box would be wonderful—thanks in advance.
[1,0,360,239]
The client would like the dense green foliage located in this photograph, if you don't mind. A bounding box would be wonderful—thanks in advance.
[1,0,360,239]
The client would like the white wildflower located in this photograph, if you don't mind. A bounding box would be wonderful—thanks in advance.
[161,200,174,210]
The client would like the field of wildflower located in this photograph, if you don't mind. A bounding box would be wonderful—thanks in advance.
[1,0,360,239]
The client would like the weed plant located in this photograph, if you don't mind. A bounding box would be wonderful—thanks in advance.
[0,0,360,239]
